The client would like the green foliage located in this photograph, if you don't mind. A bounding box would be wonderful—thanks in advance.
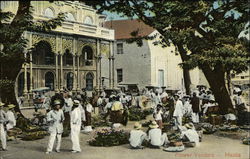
[88,128,129,147]
[128,107,153,121]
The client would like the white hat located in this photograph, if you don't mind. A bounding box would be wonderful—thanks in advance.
[73,100,80,106]
[0,102,5,107]
[149,121,159,129]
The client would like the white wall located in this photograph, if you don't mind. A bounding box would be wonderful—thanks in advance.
[114,40,151,90]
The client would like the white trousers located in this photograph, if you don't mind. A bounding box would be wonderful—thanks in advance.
[192,113,199,123]
[0,124,7,149]
[175,116,183,126]
[47,132,62,152]
[160,133,169,146]
[71,125,81,152]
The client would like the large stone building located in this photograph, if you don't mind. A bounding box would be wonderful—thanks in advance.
[105,19,208,91]
[1,1,115,98]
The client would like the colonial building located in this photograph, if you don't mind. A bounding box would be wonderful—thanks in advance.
[105,19,208,91]
[1,1,115,98]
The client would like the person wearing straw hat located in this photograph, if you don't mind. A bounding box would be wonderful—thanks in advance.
[148,121,169,148]
[129,122,147,149]
[0,102,8,151]
[6,104,16,131]
[70,100,82,153]
[181,123,200,147]
[46,100,65,154]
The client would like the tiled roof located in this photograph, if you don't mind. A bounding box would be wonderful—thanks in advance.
[104,19,155,40]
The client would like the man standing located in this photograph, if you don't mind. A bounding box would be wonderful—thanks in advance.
[70,100,82,153]
[190,93,200,123]
[0,102,8,151]
[46,100,65,154]
[173,94,184,126]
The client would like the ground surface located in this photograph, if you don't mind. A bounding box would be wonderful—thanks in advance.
[0,109,249,159]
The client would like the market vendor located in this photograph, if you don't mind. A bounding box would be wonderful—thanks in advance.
[83,98,93,133]
[110,96,124,126]
[180,123,200,147]
[129,122,147,149]
[6,104,16,131]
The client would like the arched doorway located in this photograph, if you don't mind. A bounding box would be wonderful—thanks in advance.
[81,46,93,66]
[32,41,55,65]
[45,72,54,90]
[66,72,74,91]
[17,72,30,97]
[86,72,94,91]
[63,49,73,66]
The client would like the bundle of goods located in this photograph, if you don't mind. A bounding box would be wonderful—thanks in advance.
[16,115,48,141]
[142,121,152,127]
[208,114,223,125]
[128,107,147,121]
[219,125,239,132]
[92,115,111,128]
[88,128,129,147]
[242,137,250,145]
[200,123,217,134]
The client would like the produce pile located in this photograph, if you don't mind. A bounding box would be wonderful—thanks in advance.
[92,115,111,128]
[128,107,153,121]
[88,128,129,147]
[15,115,48,141]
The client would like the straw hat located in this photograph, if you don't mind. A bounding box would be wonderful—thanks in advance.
[53,100,61,106]
[149,121,159,129]
[73,100,80,106]
[0,102,5,107]
[7,104,16,109]
[134,122,142,130]
[184,123,194,129]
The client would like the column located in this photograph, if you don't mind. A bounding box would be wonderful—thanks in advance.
[77,55,80,91]
[112,42,115,88]
[60,54,63,91]
[109,42,112,88]
[23,52,28,96]
[96,39,100,91]
[29,52,33,92]
[72,55,76,91]
[55,54,59,92]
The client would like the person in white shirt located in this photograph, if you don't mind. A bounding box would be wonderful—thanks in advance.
[153,105,163,129]
[70,100,82,153]
[0,102,8,151]
[97,96,103,113]
[173,95,184,126]
[129,122,147,149]
[6,104,16,131]
[46,100,65,154]
[83,99,94,132]
[148,121,169,147]
[181,123,200,147]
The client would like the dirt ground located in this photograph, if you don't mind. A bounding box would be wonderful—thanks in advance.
[0,109,249,159]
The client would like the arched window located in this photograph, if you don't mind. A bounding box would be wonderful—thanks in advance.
[45,72,54,90]
[86,73,93,91]
[44,8,54,18]
[84,16,93,25]
[65,13,75,21]
[67,72,74,91]
[81,46,93,66]
[33,41,54,65]
[63,49,73,66]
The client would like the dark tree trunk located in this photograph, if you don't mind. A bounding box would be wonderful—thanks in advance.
[0,59,23,114]
[177,44,191,95]
[201,65,234,114]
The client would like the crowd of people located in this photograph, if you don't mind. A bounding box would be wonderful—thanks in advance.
[0,84,248,153]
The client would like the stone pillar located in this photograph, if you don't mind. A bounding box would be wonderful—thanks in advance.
[111,42,115,88]
[73,55,76,91]
[23,53,28,96]
[60,54,63,91]
[55,54,59,92]
[96,39,100,91]
[77,55,80,91]
[109,42,112,88]
[29,53,33,92]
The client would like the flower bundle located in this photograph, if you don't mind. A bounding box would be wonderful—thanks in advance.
[88,128,129,146]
